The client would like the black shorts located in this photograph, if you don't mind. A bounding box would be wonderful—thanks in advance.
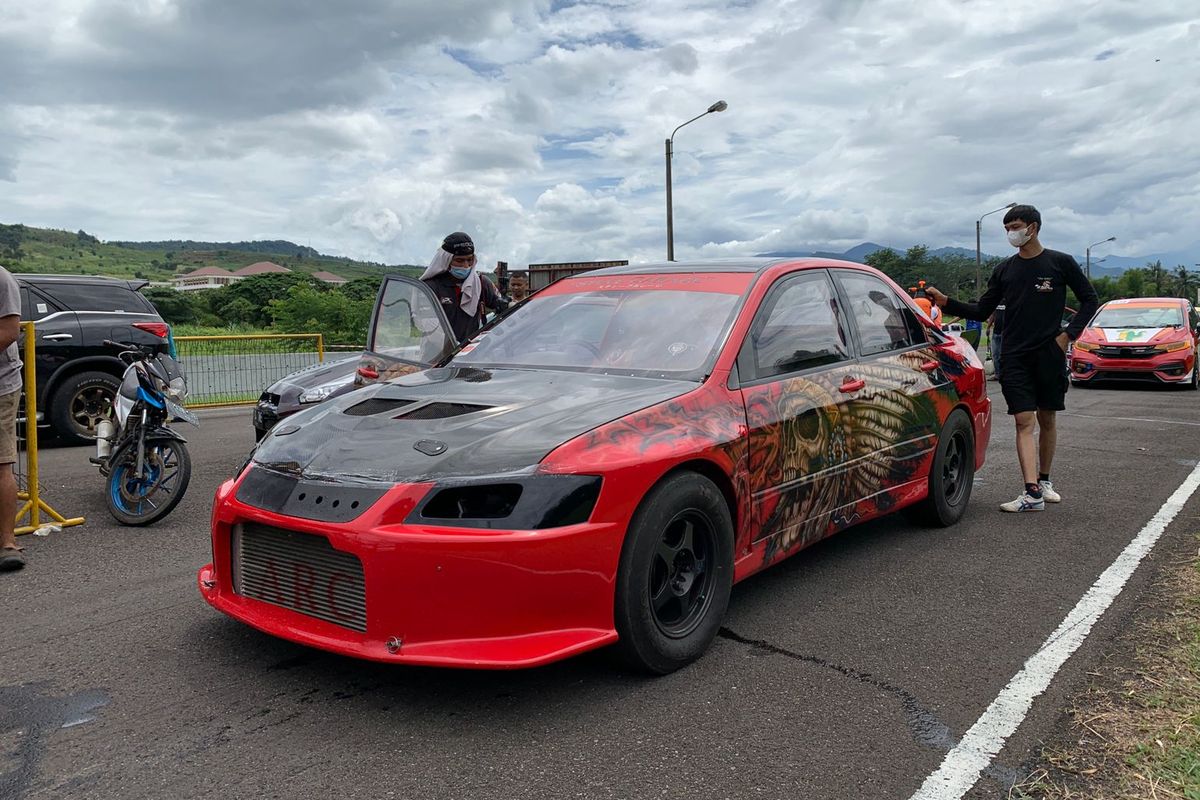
[999,339,1069,415]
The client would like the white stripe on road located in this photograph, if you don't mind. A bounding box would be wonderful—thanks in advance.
[910,460,1200,800]
[1060,412,1200,428]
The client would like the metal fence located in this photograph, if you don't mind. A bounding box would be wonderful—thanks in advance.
[174,334,325,408]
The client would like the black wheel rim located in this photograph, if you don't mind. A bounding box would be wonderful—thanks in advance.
[941,430,970,506]
[649,510,717,639]
[70,386,114,436]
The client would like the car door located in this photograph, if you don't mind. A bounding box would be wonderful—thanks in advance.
[18,284,79,410]
[355,276,457,387]
[830,269,945,517]
[736,269,863,564]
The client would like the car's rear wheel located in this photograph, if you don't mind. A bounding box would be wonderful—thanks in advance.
[50,371,120,445]
[910,409,974,527]
[614,472,733,675]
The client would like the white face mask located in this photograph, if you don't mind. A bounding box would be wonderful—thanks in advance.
[1006,226,1032,247]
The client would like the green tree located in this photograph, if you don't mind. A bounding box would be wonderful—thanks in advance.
[211,272,318,328]
[269,285,372,345]
[1172,265,1197,300]
[143,287,204,325]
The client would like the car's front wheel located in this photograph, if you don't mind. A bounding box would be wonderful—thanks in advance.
[614,472,734,675]
[50,371,121,445]
[911,409,975,527]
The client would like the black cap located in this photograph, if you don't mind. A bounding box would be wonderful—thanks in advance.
[441,232,475,257]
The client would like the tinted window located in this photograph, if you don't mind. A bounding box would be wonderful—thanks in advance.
[836,271,919,355]
[740,271,851,381]
[42,283,154,313]
[20,286,61,320]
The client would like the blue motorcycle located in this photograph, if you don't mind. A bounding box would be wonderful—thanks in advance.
[93,341,198,525]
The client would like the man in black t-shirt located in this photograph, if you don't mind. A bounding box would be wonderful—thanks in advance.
[926,205,1098,513]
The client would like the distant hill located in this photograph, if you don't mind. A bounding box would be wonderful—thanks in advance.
[0,223,420,283]
[110,239,322,258]
[757,240,1200,275]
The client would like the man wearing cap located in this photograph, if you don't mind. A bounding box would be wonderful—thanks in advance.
[420,232,509,344]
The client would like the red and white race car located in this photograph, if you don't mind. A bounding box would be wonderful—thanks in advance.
[1070,297,1200,388]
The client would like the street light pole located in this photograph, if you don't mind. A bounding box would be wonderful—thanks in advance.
[1085,236,1116,279]
[975,203,1016,297]
[665,100,728,261]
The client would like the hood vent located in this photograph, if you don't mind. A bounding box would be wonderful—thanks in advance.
[344,398,416,417]
[394,402,493,421]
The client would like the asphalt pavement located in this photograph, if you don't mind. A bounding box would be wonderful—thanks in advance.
[3,380,1199,800]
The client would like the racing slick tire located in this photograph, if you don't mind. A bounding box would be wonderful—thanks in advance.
[614,472,734,675]
[910,409,974,528]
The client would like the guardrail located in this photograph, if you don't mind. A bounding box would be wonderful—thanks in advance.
[174,333,325,408]
[16,321,85,536]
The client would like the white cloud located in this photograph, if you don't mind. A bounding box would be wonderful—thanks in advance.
[0,0,1197,268]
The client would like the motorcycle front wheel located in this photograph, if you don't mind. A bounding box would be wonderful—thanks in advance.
[105,437,193,526]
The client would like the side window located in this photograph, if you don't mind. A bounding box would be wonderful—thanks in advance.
[1189,305,1199,331]
[44,283,150,313]
[22,287,60,320]
[836,271,919,356]
[739,271,851,381]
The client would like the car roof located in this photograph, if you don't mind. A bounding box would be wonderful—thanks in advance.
[16,274,149,290]
[1102,297,1186,307]
[573,257,865,278]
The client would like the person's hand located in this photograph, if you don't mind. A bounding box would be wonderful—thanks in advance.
[925,286,948,307]
[1055,332,1070,352]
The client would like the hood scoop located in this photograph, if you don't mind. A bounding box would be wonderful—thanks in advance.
[393,402,493,420]
[344,398,417,417]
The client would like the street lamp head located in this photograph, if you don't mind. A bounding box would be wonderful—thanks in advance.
[1005,202,1018,208]
[707,100,728,113]
[1106,236,1117,243]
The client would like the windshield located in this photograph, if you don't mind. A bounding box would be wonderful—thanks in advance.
[1091,304,1183,328]
[451,273,751,380]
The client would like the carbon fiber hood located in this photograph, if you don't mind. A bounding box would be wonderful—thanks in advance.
[251,366,694,483]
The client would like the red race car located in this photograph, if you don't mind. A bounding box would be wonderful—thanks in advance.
[1070,297,1200,389]
[199,259,991,673]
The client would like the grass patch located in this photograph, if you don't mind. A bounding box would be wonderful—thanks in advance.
[1011,536,1200,799]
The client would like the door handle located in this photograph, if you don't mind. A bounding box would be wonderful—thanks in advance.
[42,333,73,341]
[919,360,939,373]
[839,377,866,393]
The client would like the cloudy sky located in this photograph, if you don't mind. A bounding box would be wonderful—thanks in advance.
[1,0,1197,268]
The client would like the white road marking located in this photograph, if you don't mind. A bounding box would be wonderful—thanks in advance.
[1061,412,1200,428]
[909,460,1200,800]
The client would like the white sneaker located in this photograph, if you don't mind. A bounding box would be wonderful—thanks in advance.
[1039,480,1061,503]
[1000,491,1045,512]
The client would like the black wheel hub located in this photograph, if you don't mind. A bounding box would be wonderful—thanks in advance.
[649,512,716,639]
[942,431,969,505]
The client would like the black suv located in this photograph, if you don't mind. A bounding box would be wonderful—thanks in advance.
[17,275,171,444]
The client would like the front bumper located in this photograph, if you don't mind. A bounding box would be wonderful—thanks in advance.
[1070,350,1195,384]
[198,476,622,668]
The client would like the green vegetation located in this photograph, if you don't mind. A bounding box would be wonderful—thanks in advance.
[865,246,1199,310]
[0,222,421,283]
[0,223,428,346]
